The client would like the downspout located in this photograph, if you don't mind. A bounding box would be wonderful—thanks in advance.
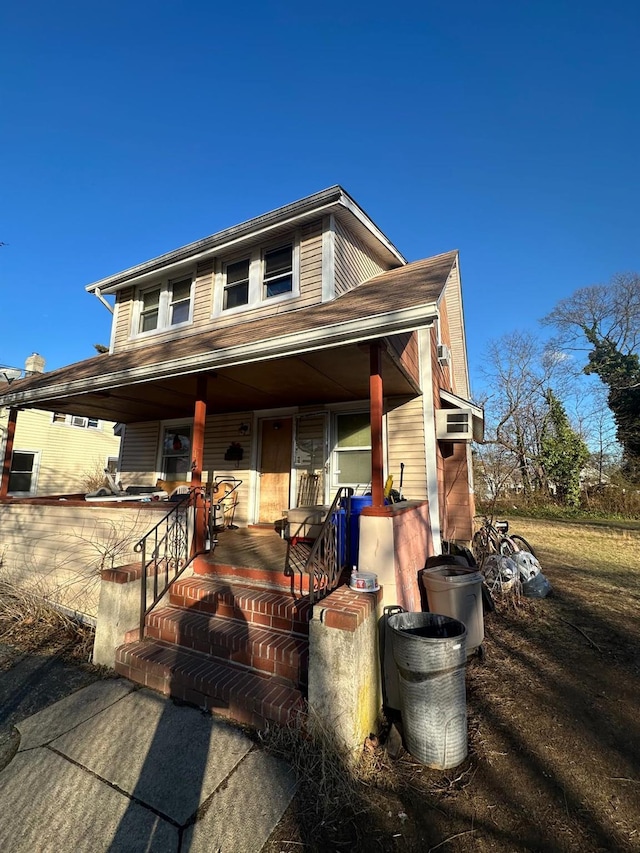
[93,287,114,314]
[418,328,442,554]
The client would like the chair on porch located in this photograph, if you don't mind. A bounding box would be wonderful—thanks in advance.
[296,472,322,507]
[210,477,241,529]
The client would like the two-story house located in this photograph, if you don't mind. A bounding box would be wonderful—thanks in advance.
[0,187,483,734]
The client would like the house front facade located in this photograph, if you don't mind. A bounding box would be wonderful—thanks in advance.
[0,187,483,738]
[0,187,481,551]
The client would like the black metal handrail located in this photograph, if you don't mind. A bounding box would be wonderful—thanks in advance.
[135,487,210,637]
[304,487,353,605]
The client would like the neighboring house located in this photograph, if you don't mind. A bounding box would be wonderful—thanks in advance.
[0,355,120,497]
[0,187,482,548]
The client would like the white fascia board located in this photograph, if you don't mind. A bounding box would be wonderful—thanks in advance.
[338,192,407,265]
[2,304,438,407]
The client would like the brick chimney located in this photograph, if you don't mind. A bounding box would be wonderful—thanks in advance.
[25,353,45,375]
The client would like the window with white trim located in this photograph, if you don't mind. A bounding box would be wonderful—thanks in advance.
[333,412,371,488]
[263,244,293,298]
[161,425,192,479]
[216,237,298,316]
[8,450,40,495]
[134,275,194,335]
[224,258,250,310]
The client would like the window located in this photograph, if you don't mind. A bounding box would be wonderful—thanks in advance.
[161,426,192,479]
[8,450,39,495]
[52,413,100,429]
[224,259,250,310]
[135,276,193,335]
[334,412,371,487]
[263,245,293,298]
[169,278,192,325]
[217,237,298,315]
[140,287,161,332]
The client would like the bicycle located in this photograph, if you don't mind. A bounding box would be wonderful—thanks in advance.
[472,516,536,565]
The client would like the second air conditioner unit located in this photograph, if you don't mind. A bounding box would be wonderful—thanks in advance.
[436,408,473,441]
[437,344,450,366]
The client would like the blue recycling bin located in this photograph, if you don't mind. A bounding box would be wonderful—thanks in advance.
[341,495,373,567]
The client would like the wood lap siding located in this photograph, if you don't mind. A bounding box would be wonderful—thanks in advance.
[193,259,214,326]
[9,409,120,496]
[119,422,161,486]
[0,503,161,619]
[385,332,420,389]
[442,443,473,541]
[386,396,427,501]
[113,288,134,351]
[203,412,253,527]
[334,218,389,295]
[442,261,469,399]
[297,221,323,308]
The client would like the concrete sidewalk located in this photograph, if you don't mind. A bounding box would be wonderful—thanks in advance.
[0,679,296,852]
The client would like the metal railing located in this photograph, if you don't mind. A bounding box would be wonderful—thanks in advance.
[135,487,211,638]
[304,487,353,605]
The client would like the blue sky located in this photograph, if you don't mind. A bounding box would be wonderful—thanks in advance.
[1,0,638,397]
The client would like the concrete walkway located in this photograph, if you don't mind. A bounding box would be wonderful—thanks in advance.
[0,679,296,852]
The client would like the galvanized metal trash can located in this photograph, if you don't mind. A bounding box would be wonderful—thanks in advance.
[421,565,484,655]
[387,612,468,769]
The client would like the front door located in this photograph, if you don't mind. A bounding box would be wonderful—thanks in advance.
[258,417,293,523]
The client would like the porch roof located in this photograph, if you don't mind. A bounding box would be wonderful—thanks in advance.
[0,252,457,423]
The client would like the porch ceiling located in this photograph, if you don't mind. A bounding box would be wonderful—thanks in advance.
[11,342,418,423]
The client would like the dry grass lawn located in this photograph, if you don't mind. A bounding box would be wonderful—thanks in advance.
[265,516,640,852]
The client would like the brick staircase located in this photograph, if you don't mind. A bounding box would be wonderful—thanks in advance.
[114,570,311,729]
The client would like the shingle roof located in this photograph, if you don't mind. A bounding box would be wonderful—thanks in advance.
[1,251,457,402]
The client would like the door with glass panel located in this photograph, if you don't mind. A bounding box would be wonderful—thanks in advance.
[160,425,192,483]
[293,413,328,506]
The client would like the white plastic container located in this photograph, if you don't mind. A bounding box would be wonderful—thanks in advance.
[349,570,379,592]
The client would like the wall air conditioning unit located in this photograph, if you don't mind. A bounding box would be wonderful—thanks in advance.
[436,408,473,441]
[437,344,450,366]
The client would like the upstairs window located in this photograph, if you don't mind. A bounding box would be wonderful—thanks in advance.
[263,245,293,298]
[224,259,250,310]
[169,278,192,325]
[140,287,161,332]
[216,236,298,316]
[134,275,194,336]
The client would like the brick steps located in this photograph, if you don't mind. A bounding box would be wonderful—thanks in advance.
[115,639,305,728]
[169,576,311,635]
[145,605,308,686]
[114,574,311,728]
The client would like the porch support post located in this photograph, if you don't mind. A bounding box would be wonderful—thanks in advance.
[0,407,18,499]
[369,342,384,508]
[191,375,208,554]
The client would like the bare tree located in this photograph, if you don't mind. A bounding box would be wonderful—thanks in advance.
[544,273,640,478]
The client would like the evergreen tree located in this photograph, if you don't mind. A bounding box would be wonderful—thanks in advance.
[539,390,590,507]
